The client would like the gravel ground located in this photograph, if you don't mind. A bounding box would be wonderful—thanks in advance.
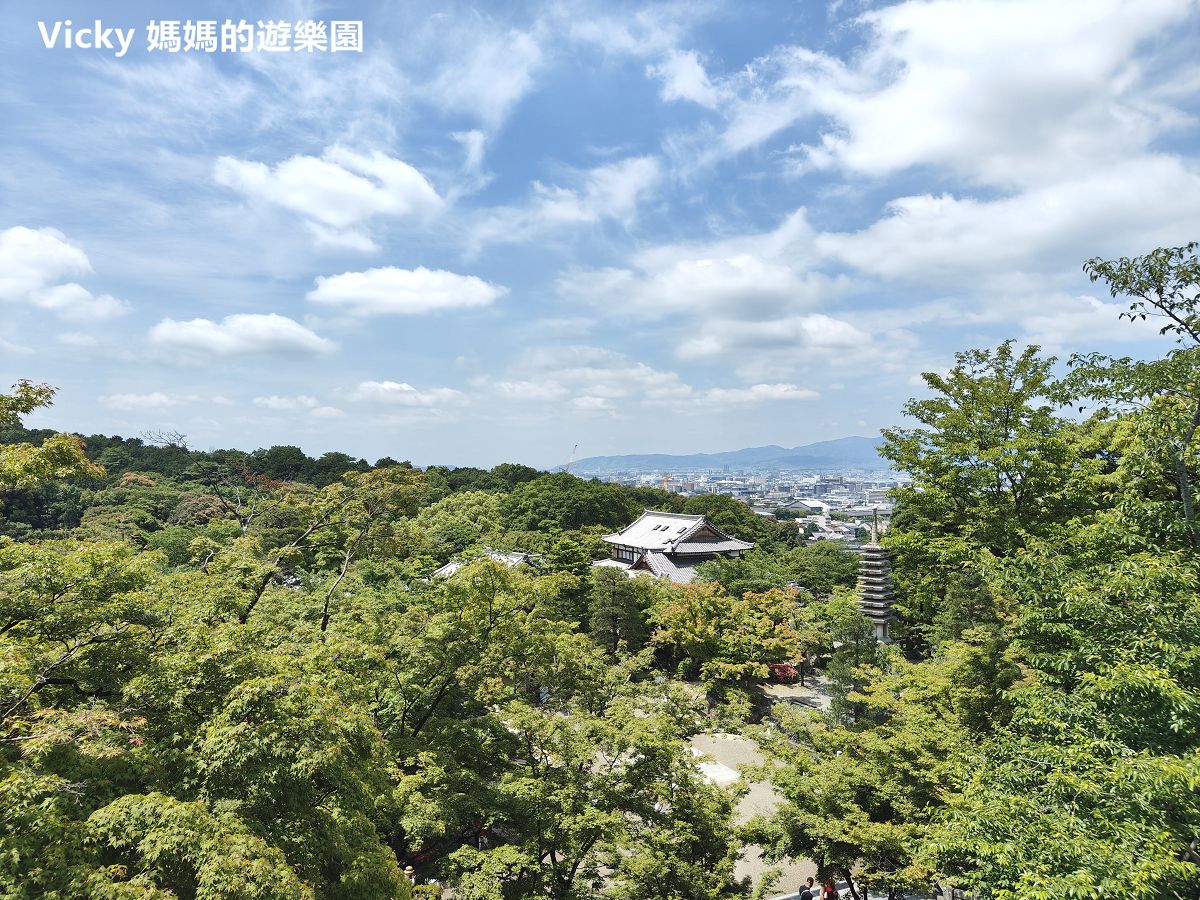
[689,731,814,894]
[761,676,834,711]
[688,676,837,895]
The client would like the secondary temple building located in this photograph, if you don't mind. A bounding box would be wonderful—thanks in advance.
[595,510,755,585]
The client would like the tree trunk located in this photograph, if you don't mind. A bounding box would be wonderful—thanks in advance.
[320,548,354,633]
[239,567,276,624]
[1174,397,1200,545]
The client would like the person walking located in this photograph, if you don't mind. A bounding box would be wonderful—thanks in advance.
[799,876,817,900]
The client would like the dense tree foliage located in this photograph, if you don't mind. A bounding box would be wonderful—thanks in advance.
[0,382,100,491]
[696,543,858,599]
[879,341,1101,650]
[749,245,1200,900]
[1,383,815,900]
[6,245,1199,900]
[502,473,641,532]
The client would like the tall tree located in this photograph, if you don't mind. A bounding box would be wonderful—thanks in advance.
[1069,242,1200,546]
[880,342,1098,648]
[880,341,1090,552]
[587,567,655,653]
[0,381,101,490]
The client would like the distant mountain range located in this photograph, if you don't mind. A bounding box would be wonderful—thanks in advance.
[566,436,887,474]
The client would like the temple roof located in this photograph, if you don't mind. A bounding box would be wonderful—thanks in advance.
[602,510,754,554]
[432,548,539,579]
[631,551,706,584]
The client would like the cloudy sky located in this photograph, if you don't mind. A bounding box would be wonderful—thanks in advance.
[2,0,1198,467]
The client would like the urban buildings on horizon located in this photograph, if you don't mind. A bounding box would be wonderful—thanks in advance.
[581,466,904,542]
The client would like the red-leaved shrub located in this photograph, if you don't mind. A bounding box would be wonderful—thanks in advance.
[768,662,799,684]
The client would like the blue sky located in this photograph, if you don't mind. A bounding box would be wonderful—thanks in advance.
[2,0,1199,467]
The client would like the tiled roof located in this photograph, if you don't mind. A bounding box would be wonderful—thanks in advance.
[639,551,705,584]
[672,535,753,556]
[673,538,753,554]
[432,548,538,579]
[602,509,753,553]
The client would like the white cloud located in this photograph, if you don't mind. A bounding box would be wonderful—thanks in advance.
[703,383,819,404]
[541,156,661,224]
[558,209,831,320]
[490,379,571,401]
[57,332,99,347]
[706,48,831,160]
[450,129,491,197]
[423,26,542,129]
[817,156,1200,289]
[0,226,129,320]
[253,395,320,410]
[28,283,129,321]
[551,0,1199,377]
[521,345,695,401]
[571,395,615,412]
[649,50,721,108]
[92,56,255,136]
[307,266,507,316]
[886,290,1170,349]
[1018,293,1168,349]
[565,4,726,114]
[704,0,1195,185]
[468,340,835,422]
[0,227,88,298]
[87,48,408,160]
[472,345,694,413]
[215,148,442,251]
[552,205,933,377]
[352,381,465,407]
[472,156,661,246]
[483,345,824,417]
[810,0,1193,185]
[102,391,177,410]
[563,148,1196,368]
[309,405,345,419]
[566,5,694,58]
[0,337,33,356]
[251,396,344,419]
[454,129,488,173]
[677,314,871,359]
[149,313,334,356]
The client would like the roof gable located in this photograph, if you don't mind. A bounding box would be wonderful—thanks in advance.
[603,509,752,552]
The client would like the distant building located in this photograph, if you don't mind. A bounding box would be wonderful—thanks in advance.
[780,498,829,516]
[431,548,540,579]
[596,510,754,585]
[865,488,892,505]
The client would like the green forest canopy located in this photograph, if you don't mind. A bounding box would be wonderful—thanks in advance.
[2,246,1199,899]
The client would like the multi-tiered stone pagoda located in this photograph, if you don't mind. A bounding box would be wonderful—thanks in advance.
[857,542,896,642]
